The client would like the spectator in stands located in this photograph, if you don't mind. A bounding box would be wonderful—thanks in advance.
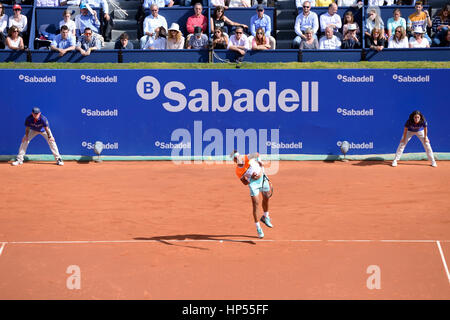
[366,27,385,51]
[227,25,249,62]
[114,32,133,49]
[320,3,342,39]
[387,8,406,39]
[388,25,408,48]
[341,23,360,48]
[250,5,276,49]
[76,27,101,55]
[140,4,167,49]
[50,25,76,56]
[187,25,208,49]
[210,5,248,37]
[296,0,315,10]
[319,25,341,49]
[143,0,173,9]
[0,3,7,49]
[143,26,167,49]
[252,0,268,7]
[166,23,185,49]
[82,0,113,42]
[364,7,384,40]
[431,4,449,47]
[75,3,100,38]
[5,25,24,50]
[186,3,208,37]
[228,0,251,7]
[409,25,430,48]
[299,27,319,49]
[315,0,334,7]
[252,27,270,50]
[292,1,319,48]
[211,0,229,9]
[341,10,360,37]
[212,27,228,49]
[8,4,27,40]
[407,1,431,43]
[36,0,60,6]
[59,10,76,38]
[440,29,450,47]
[337,0,362,7]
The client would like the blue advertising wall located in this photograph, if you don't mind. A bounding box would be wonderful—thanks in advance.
[0,69,449,159]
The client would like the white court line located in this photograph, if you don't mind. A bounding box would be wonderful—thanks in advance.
[0,242,6,256]
[2,239,449,245]
[436,241,450,284]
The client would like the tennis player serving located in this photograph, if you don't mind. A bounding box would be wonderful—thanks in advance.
[231,150,273,239]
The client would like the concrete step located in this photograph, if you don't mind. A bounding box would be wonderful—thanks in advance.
[112,18,138,29]
[276,29,296,41]
[276,39,295,49]
[275,0,298,10]
[115,8,138,19]
[276,9,297,20]
[114,0,141,9]
[276,19,295,30]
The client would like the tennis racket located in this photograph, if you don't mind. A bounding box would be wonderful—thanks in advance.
[262,174,273,198]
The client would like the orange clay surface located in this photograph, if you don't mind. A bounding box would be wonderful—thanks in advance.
[0,160,449,299]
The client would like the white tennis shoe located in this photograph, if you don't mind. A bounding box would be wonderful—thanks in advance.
[391,160,397,167]
[11,160,23,166]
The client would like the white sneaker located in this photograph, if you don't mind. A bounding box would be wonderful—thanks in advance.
[391,160,397,167]
[56,158,64,166]
[11,160,23,166]
[431,162,437,167]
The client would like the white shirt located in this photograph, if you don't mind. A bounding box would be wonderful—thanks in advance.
[242,159,263,181]
[337,0,358,6]
[319,35,341,49]
[409,36,429,48]
[0,14,8,34]
[143,14,168,36]
[368,0,394,5]
[228,34,250,49]
[59,19,76,35]
[36,0,60,6]
[211,0,226,6]
[149,37,166,49]
[388,36,408,48]
[319,12,342,32]
[294,11,319,36]
[8,15,27,33]
[228,0,251,8]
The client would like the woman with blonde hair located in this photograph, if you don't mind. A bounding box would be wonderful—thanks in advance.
[365,7,385,40]
[342,11,360,36]
[252,27,270,50]
[166,23,185,49]
[366,27,385,51]
[388,26,408,48]
[5,25,24,50]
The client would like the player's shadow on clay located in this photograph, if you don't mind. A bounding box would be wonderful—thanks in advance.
[134,234,257,249]
[351,159,392,166]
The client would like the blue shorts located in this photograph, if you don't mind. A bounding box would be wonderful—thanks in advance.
[249,175,271,197]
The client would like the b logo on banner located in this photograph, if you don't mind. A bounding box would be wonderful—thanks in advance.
[136,76,160,100]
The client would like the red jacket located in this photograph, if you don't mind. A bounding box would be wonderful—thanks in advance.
[186,14,208,34]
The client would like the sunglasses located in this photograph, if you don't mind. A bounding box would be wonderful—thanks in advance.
[14,9,21,11]
[235,31,243,34]
[257,32,264,34]
[303,6,310,8]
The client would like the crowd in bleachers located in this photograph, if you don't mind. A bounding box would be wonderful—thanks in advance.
[293,1,449,49]
[0,0,449,59]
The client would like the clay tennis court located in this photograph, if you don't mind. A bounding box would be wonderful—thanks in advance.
[0,160,449,299]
